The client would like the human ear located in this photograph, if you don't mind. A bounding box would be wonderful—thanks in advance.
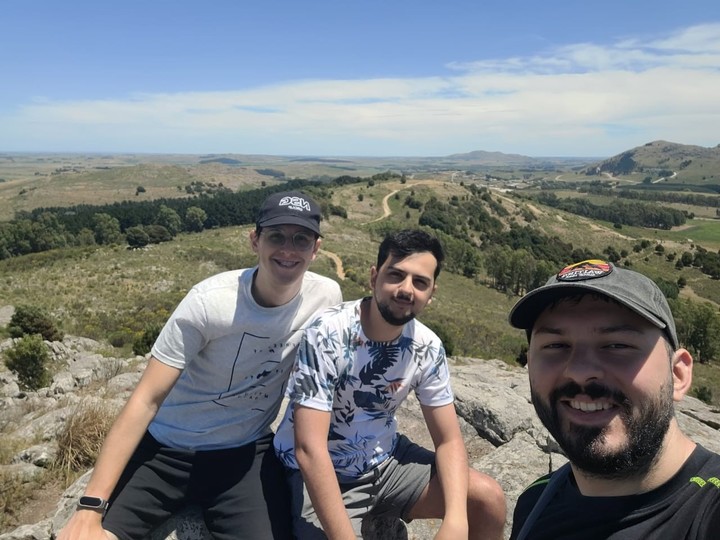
[429,283,437,303]
[311,237,321,259]
[369,266,378,289]
[671,348,693,402]
[250,230,260,253]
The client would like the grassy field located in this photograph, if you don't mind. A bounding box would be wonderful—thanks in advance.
[1,168,720,404]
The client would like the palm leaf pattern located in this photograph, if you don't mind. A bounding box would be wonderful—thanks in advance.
[273,299,452,476]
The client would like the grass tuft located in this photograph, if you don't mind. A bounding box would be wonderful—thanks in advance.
[53,401,118,482]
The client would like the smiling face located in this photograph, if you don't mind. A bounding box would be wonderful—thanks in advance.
[370,251,437,328]
[250,224,319,300]
[527,295,677,478]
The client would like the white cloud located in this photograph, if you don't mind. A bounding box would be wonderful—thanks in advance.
[2,23,719,156]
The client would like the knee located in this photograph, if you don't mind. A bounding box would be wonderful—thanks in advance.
[468,470,506,529]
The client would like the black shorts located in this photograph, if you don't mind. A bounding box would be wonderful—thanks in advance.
[102,431,291,540]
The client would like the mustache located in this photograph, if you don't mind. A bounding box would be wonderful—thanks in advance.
[551,381,631,407]
[395,291,413,302]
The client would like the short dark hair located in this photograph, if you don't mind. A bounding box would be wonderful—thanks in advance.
[376,229,445,279]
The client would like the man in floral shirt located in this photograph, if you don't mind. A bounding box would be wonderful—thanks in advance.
[274,229,506,539]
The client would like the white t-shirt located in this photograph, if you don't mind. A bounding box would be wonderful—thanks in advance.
[274,298,453,477]
[148,267,342,450]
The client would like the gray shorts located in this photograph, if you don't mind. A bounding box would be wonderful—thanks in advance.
[286,434,435,539]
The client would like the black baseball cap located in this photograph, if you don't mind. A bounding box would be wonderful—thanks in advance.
[255,191,322,236]
[509,259,679,349]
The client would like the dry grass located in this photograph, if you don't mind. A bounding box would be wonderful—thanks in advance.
[0,399,119,533]
[54,400,119,482]
[0,469,49,531]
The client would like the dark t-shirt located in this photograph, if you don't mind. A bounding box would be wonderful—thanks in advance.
[510,445,720,540]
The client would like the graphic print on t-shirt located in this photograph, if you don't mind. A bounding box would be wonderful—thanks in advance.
[213,330,301,409]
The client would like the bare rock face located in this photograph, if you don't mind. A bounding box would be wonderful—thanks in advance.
[1,340,719,540]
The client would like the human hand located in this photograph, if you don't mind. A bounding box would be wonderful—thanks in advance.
[55,510,112,540]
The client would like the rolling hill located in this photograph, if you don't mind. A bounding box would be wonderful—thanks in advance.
[583,140,720,186]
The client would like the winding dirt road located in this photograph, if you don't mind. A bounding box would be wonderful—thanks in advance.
[319,249,346,280]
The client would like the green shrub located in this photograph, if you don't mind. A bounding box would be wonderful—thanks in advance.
[4,334,51,390]
[515,345,528,367]
[692,385,713,405]
[424,321,455,357]
[132,324,162,356]
[125,226,149,248]
[8,305,64,341]
[109,328,135,348]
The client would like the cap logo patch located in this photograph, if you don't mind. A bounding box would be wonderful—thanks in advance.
[278,196,311,213]
[557,259,612,282]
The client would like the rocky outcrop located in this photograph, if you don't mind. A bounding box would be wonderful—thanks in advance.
[1,339,719,540]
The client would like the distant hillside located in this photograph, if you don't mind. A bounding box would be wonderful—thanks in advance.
[441,149,596,169]
[445,149,535,164]
[583,140,720,186]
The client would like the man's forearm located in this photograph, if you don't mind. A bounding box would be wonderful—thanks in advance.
[297,450,356,540]
[84,357,179,499]
[435,439,470,524]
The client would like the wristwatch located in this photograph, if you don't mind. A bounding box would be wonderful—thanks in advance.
[77,496,109,513]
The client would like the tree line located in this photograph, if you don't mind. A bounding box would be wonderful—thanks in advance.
[530,192,689,229]
[0,172,410,259]
[0,180,318,258]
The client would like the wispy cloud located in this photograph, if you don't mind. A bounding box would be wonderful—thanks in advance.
[3,23,720,156]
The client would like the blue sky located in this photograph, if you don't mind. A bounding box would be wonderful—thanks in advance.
[2,1,719,157]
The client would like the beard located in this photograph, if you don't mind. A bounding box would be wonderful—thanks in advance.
[375,294,417,327]
[531,378,674,479]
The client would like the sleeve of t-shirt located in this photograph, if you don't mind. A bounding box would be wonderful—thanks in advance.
[285,317,338,411]
[151,287,208,370]
[414,339,454,407]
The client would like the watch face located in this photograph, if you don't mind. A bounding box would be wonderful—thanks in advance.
[79,496,107,509]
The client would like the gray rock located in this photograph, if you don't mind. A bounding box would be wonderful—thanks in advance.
[0,379,20,399]
[50,372,76,395]
[0,520,51,540]
[0,463,44,483]
[12,444,57,468]
[106,371,143,395]
[677,395,720,430]
[148,506,212,540]
[13,408,69,441]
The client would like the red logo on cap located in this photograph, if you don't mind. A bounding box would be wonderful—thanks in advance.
[557,259,612,282]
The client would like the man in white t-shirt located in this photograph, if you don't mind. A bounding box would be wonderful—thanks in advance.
[58,191,342,540]
[274,229,506,539]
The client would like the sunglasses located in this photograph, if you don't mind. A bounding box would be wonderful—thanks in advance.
[262,229,317,251]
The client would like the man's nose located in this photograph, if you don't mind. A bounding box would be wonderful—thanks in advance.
[398,276,415,297]
[563,345,605,383]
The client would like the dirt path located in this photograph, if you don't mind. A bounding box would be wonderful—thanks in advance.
[320,249,345,280]
[363,180,449,225]
[365,188,404,224]
[325,180,439,279]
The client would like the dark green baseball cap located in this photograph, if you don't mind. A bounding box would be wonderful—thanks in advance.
[509,259,679,349]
